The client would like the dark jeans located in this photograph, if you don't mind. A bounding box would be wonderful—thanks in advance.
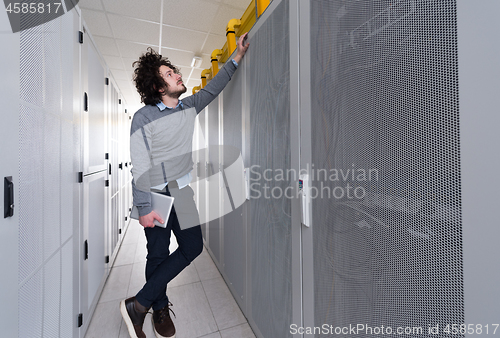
[135,186,203,310]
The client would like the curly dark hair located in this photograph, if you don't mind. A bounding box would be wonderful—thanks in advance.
[132,47,181,105]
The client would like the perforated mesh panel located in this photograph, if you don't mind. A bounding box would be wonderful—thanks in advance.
[19,269,43,338]
[18,104,44,284]
[207,99,221,263]
[310,0,462,334]
[60,240,74,338]
[61,119,74,244]
[249,1,292,336]
[20,24,43,107]
[43,253,61,337]
[43,18,62,115]
[19,14,77,338]
[43,112,61,259]
[222,65,246,302]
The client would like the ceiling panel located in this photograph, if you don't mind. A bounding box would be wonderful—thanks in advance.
[158,48,195,69]
[223,0,252,10]
[81,9,113,37]
[102,55,125,70]
[78,0,104,11]
[122,58,139,72]
[117,82,138,93]
[102,0,162,23]
[198,56,212,70]
[185,80,201,90]
[190,68,203,78]
[109,69,132,81]
[107,14,160,45]
[115,40,159,59]
[202,34,226,54]
[93,36,120,57]
[161,25,207,53]
[209,5,247,34]
[162,0,220,32]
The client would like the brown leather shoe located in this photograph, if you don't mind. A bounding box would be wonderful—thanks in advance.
[120,297,150,338]
[151,302,176,338]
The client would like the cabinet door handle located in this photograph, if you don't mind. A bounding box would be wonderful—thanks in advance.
[84,92,88,112]
[4,176,14,218]
[84,240,88,260]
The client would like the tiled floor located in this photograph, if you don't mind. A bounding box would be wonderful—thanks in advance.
[84,220,256,338]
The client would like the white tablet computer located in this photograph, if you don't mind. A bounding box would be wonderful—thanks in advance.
[130,192,174,228]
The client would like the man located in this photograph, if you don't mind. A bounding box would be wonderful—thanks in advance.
[120,33,249,338]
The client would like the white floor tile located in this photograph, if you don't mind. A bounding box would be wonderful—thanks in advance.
[193,248,222,281]
[118,312,156,338]
[99,264,133,304]
[167,282,218,338]
[134,241,148,263]
[199,332,223,338]
[85,300,122,338]
[169,261,200,288]
[122,224,141,246]
[202,277,247,331]
[143,315,159,337]
[220,323,256,338]
[126,282,143,299]
[128,262,147,292]
[114,243,137,267]
[118,319,129,338]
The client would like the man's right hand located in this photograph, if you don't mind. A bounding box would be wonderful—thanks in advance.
[139,211,164,228]
[233,32,250,65]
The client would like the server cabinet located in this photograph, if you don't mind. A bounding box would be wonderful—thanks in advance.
[0,7,80,338]
[204,1,498,337]
[221,61,247,311]
[246,2,295,336]
[206,1,301,337]
[0,8,20,338]
[301,0,500,336]
[1,5,132,337]
[78,20,109,335]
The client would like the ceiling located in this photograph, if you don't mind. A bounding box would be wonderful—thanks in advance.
[78,0,252,113]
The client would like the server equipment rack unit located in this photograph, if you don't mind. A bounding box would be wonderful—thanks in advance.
[0,5,133,337]
[198,0,500,337]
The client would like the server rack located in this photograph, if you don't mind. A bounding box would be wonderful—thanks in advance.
[0,6,133,337]
[199,0,500,337]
